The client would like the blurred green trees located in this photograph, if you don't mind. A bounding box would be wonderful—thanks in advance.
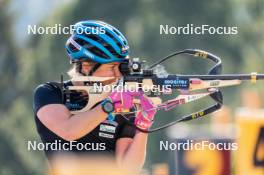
[0,1,45,175]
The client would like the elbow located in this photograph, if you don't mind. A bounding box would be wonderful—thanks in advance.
[58,130,78,141]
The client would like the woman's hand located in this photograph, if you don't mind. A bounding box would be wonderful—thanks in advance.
[108,90,157,130]
[108,91,141,111]
[134,95,156,130]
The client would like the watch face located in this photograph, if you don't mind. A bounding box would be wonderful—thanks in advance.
[104,101,114,113]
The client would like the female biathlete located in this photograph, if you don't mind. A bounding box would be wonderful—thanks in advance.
[33,20,156,172]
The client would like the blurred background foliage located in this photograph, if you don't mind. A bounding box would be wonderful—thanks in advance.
[0,0,264,174]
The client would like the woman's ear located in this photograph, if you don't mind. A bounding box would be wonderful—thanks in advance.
[76,62,82,73]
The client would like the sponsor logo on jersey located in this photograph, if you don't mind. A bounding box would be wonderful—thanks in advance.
[100,125,116,133]
[99,132,114,139]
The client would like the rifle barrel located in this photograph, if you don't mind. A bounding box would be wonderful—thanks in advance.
[172,73,264,80]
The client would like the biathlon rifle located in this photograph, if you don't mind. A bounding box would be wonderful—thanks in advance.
[60,49,264,133]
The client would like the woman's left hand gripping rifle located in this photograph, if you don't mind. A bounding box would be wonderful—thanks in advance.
[107,90,157,131]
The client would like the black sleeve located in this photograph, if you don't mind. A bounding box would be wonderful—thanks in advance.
[116,117,136,139]
[33,83,63,114]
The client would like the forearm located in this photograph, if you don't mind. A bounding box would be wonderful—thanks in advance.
[119,132,148,172]
[60,105,107,140]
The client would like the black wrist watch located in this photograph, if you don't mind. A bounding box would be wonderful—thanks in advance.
[101,99,114,114]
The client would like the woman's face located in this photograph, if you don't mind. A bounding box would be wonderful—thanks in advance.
[81,62,122,77]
